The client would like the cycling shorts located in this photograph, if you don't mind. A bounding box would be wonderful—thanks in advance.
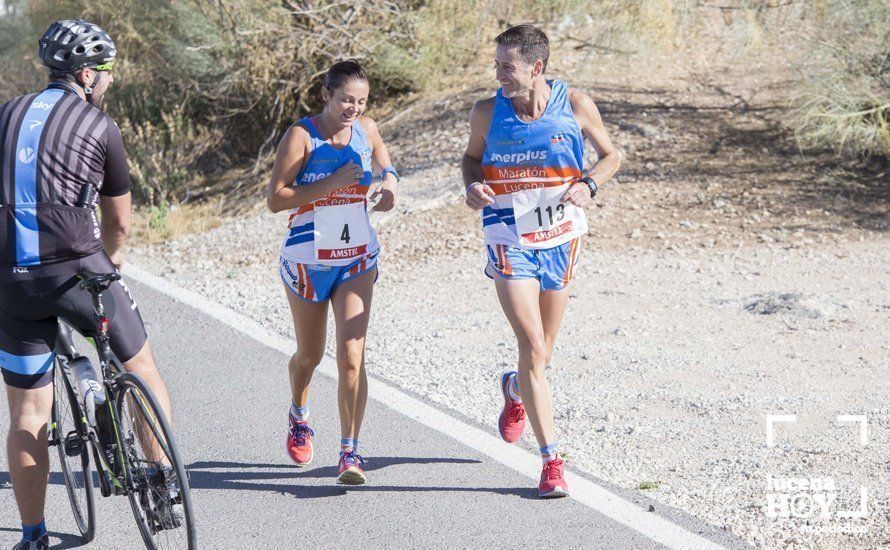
[0,252,147,389]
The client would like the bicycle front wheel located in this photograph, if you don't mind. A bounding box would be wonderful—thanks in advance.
[115,372,197,550]
[51,358,96,542]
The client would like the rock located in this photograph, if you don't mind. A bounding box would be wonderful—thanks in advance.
[744,293,842,319]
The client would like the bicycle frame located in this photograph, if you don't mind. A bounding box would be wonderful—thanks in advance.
[55,284,131,498]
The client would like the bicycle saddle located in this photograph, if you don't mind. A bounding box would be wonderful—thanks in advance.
[77,271,121,291]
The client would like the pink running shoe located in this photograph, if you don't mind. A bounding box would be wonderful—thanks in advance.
[337,451,366,485]
[539,457,569,498]
[498,370,526,443]
[286,416,314,467]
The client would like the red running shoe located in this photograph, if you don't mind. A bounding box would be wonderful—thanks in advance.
[539,457,569,498]
[286,415,314,467]
[498,370,526,443]
[337,451,366,485]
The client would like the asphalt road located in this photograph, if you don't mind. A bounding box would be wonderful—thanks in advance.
[0,276,748,549]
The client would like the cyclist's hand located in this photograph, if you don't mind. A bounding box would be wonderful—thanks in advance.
[465,182,495,210]
[370,178,397,212]
[109,251,124,271]
[561,182,591,208]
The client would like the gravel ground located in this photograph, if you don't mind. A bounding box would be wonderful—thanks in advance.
[130,184,889,549]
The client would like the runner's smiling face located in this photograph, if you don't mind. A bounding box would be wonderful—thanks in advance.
[494,45,538,98]
[321,78,369,129]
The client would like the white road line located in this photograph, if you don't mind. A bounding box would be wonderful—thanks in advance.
[126,263,727,550]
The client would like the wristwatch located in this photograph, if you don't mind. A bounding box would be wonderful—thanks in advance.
[381,166,400,183]
[579,176,598,198]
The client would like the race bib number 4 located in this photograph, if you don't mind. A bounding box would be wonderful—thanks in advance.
[512,184,586,246]
[314,202,370,261]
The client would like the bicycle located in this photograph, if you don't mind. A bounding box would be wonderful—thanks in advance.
[47,271,197,549]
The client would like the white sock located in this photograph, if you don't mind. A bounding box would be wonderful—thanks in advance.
[290,403,308,422]
[507,374,522,403]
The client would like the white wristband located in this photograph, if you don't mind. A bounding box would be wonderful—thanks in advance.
[466,182,482,196]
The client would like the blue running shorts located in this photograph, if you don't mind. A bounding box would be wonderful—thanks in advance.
[279,253,378,303]
[485,238,581,291]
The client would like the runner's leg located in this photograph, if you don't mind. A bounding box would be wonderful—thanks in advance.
[6,384,53,525]
[493,276,556,451]
[283,285,329,410]
[539,285,571,365]
[330,268,375,451]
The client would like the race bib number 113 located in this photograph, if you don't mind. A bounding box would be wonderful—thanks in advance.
[512,184,585,247]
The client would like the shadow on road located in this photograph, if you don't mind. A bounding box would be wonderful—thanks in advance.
[0,527,83,550]
[185,457,539,499]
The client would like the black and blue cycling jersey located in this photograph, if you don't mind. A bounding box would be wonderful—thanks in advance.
[0,82,130,269]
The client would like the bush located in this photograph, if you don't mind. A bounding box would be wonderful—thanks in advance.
[2,0,884,208]
[790,1,889,159]
[119,106,219,206]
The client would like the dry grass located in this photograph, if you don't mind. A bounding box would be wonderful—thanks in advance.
[130,201,224,244]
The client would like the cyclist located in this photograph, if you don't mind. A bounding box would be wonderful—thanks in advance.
[461,25,620,498]
[266,59,398,485]
[0,20,180,548]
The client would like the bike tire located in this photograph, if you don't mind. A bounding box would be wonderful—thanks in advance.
[51,357,96,542]
[115,372,197,550]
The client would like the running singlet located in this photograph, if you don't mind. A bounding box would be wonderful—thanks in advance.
[0,83,131,267]
[279,117,379,266]
[481,79,588,249]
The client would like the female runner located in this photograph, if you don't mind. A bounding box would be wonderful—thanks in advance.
[267,59,399,484]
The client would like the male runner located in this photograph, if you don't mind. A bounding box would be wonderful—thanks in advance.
[462,24,620,497]
[0,20,178,548]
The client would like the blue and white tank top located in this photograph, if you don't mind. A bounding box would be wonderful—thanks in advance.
[481,80,588,249]
[279,117,379,266]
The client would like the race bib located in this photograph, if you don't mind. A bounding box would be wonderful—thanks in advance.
[314,202,370,262]
[512,184,586,247]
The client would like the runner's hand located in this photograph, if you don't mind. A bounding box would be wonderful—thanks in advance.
[465,182,495,210]
[370,178,397,212]
[330,161,363,189]
[561,182,591,208]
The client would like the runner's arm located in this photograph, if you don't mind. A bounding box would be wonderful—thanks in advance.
[561,90,621,207]
[569,89,620,186]
[462,99,496,209]
[266,125,360,213]
[361,116,397,212]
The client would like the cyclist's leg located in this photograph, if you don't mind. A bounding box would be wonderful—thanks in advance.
[5,383,53,525]
[0,314,56,528]
[330,267,375,452]
[123,341,172,422]
[283,286,329,409]
[493,276,556,451]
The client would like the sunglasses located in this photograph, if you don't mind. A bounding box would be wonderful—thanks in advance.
[95,62,114,72]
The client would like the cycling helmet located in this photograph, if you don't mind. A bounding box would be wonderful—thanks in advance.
[39,19,116,75]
